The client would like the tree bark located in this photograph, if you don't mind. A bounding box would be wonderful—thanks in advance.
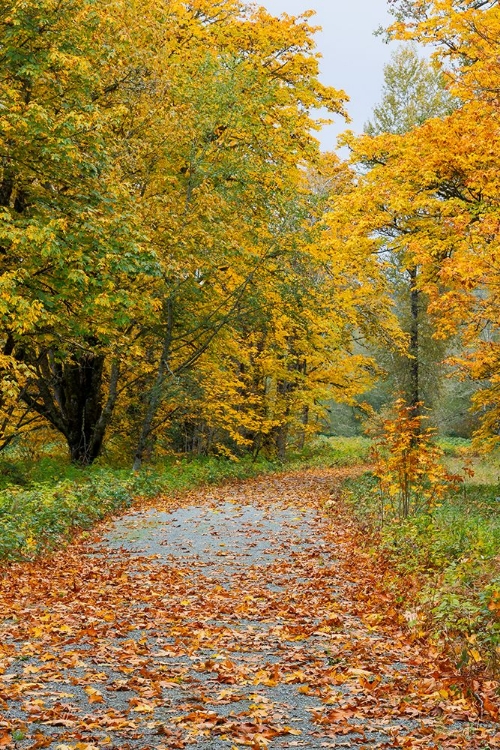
[408,265,420,414]
[275,422,288,462]
[21,351,120,465]
[297,404,309,451]
[133,300,173,471]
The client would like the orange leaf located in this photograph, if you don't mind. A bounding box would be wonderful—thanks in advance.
[84,687,104,704]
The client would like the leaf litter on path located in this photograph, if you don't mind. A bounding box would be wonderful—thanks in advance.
[0,468,498,749]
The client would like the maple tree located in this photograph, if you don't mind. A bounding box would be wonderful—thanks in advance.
[364,45,455,417]
[370,398,460,519]
[387,0,500,448]
[0,0,153,463]
[120,4,349,467]
[395,0,500,447]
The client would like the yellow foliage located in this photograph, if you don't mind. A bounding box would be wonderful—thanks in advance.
[370,399,461,519]
[331,0,500,450]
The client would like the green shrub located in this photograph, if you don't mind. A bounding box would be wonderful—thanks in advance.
[342,471,500,674]
[288,436,371,468]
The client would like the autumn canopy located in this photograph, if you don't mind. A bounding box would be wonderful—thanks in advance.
[0,0,498,465]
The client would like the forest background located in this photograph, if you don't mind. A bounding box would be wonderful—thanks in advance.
[0,0,499,676]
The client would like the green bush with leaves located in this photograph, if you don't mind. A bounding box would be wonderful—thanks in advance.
[342,469,500,675]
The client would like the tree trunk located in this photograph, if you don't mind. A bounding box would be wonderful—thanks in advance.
[133,300,173,471]
[275,423,288,462]
[64,355,106,464]
[408,265,420,414]
[274,379,291,461]
[22,352,120,465]
[297,404,309,451]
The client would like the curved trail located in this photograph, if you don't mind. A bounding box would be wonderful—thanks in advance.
[1,469,498,749]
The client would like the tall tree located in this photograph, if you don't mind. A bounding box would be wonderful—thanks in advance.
[112,4,349,467]
[365,45,455,135]
[0,0,353,465]
[333,0,500,446]
[363,45,455,416]
[0,0,153,463]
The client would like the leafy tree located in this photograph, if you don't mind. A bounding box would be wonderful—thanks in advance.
[333,0,500,447]
[361,46,456,418]
[0,0,412,466]
[115,4,348,468]
[0,0,153,463]
[388,0,500,446]
[365,45,455,136]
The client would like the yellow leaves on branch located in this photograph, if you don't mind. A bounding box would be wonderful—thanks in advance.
[0,0,364,461]
[370,400,462,519]
[338,0,500,447]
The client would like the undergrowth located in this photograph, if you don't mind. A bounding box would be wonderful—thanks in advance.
[342,449,500,678]
[287,435,371,468]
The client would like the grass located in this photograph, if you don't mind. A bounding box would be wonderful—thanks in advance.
[341,442,500,677]
[287,435,371,468]
[0,436,369,563]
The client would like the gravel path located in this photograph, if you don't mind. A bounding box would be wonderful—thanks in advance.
[1,469,499,749]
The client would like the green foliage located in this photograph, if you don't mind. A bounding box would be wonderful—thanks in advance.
[342,468,500,673]
[365,44,456,136]
[288,435,371,468]
[436,436,472,456]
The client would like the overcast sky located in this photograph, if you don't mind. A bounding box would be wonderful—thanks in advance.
[259,0,397,150]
